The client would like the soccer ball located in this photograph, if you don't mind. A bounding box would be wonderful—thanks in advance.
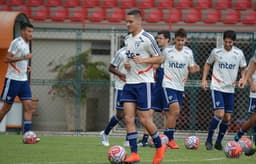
[238,136,253,154]
[184,136,200,150]
[147,133,169,147]
[23,131,37,144]
[107,145,126,164]
[224,141,242,158]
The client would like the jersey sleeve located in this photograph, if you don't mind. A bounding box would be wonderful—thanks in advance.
[8,40,19,56]
[188,50,196,67]
[206,49,216,64]
[239,51,247,68]
[111,50,122,67]
[146,37,161,57]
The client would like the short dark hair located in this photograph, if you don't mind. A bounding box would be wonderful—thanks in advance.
[175,28,187,38]
[21,22,34,30]
[127,9,142,18]
[157,30,170,41]
[223,30,236,41]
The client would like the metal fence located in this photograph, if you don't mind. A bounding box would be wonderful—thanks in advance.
[30,27,256,135]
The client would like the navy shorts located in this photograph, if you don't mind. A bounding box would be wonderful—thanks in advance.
[163,88,184,111]
[120,83,152,111]
[1,78,32,105]
[211,90,234,113]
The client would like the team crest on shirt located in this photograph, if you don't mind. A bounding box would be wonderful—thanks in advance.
[215,101,220,107]
[135,41,141,48]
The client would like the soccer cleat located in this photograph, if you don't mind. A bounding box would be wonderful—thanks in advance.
[36,137,40,143]
[214,143,223,150]
[244,148,256,156]
[124,152,140,163]
[123,140,130,147]
[153,144,167,164]
[205,141,213,150]
[167,140,179,149]
[234,133,242,142]
[100,131,109,146]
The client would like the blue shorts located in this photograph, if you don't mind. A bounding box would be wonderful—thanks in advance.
[248,97,256,113]
[152,68,164,112]
[1,78,32,105]
[114,89,124,110]
[120,83,152,111]
[151,82,164,112]
[211,90,234,113]
[163,88,184,110]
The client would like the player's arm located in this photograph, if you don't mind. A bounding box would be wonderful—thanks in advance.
[248,76,256,92]
[4,52,32,63]
[108,64,126,82]
[239,61,256,88]
[201,63,211,90]
[133,55,163,64]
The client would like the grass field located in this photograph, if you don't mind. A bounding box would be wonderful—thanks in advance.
[0,133,255,164]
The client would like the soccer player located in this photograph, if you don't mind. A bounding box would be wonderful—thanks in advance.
[120,9,166,164]
[162,28,200,149]
[100,41,129,147]
[234,52,256,151]
[202,30,247,150]
[0,22,36,135]
[138,30,171,147]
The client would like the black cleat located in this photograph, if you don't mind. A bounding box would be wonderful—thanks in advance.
[244,148,256,156]
[205,141,213,150]
[214,143,223,150]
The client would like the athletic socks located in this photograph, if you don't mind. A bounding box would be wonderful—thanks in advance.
[206,116,221,143]
[216,121,228,144]
[152,131,162,148]
[23,120,32,134]
[141,134,149,144]
[127,132,138,153]
[164,128,175,140]
[104,115,120,135]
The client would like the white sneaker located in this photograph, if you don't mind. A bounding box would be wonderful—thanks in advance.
[100,131,109,146]
[123,140,130,147]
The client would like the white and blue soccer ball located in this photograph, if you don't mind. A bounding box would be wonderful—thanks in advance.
[184,136,200,150]
[107,145,126,164]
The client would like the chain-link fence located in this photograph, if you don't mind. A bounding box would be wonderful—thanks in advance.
[30,28,256,135]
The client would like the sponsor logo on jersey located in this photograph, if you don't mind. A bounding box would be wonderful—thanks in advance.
[218,62,236,69]
[168,61,186,68]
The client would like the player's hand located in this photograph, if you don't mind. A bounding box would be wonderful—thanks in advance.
[238,78,246,88]
[133,55,144,64]
[250,84,256,92]
[124,61,131,71]
[118,74,126,82]
[201,80,208,91]
[25,53,32,60]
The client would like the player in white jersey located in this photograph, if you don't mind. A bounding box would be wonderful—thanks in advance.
[234,52,256,155]
[0,22,36,136]
[138,30,171,147]
[162,28,200,149]
[202,30,247,150]
[120,9,166,164]
[100,45,129,147]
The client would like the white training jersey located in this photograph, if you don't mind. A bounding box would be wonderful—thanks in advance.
[111,47,127,90]
[6,36,30,81]
[207,46,247,93]
[162,45,195,91]
[125,30,161,84]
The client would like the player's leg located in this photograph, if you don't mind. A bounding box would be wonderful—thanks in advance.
[123,102,140,163]
[100,89,124,146]
[164,102,180,149]
[137,109,154,147]
[215,92,234,150]
[0,78,16,122]
[234,113,256,141]
[205,90,225,150]
[234,97,256,141]
[136,83,166,164]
